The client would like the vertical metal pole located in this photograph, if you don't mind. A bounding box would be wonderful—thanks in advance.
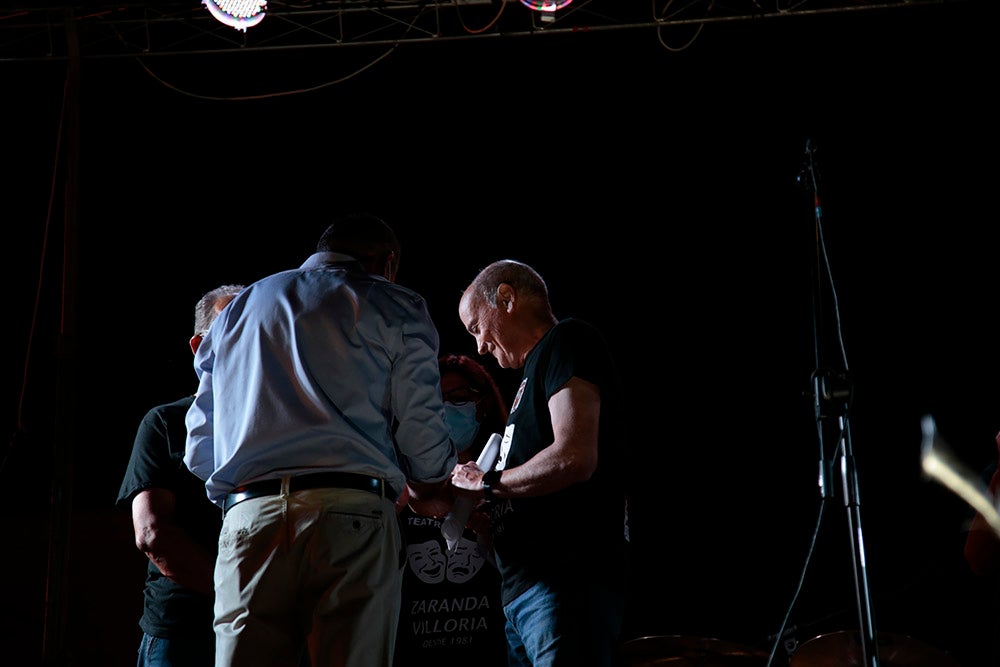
[839,417,879,666]
[803,138,879,666]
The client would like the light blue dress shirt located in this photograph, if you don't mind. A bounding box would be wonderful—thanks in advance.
[184,251,457,506]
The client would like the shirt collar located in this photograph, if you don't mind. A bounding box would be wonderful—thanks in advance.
[300,251,364,271]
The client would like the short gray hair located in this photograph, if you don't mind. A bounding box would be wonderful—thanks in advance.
[193,284,244,336]
[471,260,549,309]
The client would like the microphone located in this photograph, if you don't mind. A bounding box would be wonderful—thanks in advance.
[441,432,502,555]
[796,138,816,189]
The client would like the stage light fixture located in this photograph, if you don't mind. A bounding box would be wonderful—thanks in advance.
[519,0,573,11]
[203,0,267,31]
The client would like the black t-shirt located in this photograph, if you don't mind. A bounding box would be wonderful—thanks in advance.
[116,395,221,639]
[489,318,630,607]
[394,508,508,666]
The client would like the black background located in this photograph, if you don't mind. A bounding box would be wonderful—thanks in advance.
[2,1,998,665]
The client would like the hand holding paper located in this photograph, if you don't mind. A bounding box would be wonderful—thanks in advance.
[441,433,502,555]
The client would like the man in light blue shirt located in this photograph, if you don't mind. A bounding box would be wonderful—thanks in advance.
[184,212,457,667]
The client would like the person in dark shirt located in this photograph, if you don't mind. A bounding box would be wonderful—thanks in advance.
[117,284,243,667]
[450,259,630,667]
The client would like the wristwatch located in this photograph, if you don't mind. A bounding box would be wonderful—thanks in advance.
[481,469,502,500]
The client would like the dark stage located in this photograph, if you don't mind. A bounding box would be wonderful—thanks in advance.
[1,1,998,665]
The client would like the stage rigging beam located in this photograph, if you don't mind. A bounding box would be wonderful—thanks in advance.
[0,0,976,62]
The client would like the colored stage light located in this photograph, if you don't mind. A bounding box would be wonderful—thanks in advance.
[519,0,573,12]
[203,0,267,32]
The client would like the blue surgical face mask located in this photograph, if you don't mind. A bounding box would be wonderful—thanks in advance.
[443,401,481,453]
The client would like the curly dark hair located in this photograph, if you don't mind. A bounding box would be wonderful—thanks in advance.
[439,353,509,459]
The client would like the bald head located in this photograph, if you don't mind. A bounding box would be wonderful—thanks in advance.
[459,260,557,369]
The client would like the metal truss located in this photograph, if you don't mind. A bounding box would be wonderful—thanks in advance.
[0,0,976,62]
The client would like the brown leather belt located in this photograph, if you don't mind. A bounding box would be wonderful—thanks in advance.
[223,472,386,514]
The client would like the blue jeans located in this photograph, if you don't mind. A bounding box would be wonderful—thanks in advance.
[503,580,624,667]
[137,632,214,667]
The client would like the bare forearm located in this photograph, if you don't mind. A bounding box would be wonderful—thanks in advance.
[491,447,594,498]
[453,443,595,500]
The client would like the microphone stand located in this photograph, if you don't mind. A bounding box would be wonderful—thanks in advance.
[801,139,880,667]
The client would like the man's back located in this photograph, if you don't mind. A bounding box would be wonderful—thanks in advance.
[186,255,453,506]
[182,213,457,667]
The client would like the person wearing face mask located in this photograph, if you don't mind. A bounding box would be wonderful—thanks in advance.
[394,353,510,667]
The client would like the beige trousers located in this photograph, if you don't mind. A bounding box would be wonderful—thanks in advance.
[213,482,403,667]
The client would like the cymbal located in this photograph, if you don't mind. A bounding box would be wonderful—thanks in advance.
[620,635,770,666]
[789,630,961,667]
